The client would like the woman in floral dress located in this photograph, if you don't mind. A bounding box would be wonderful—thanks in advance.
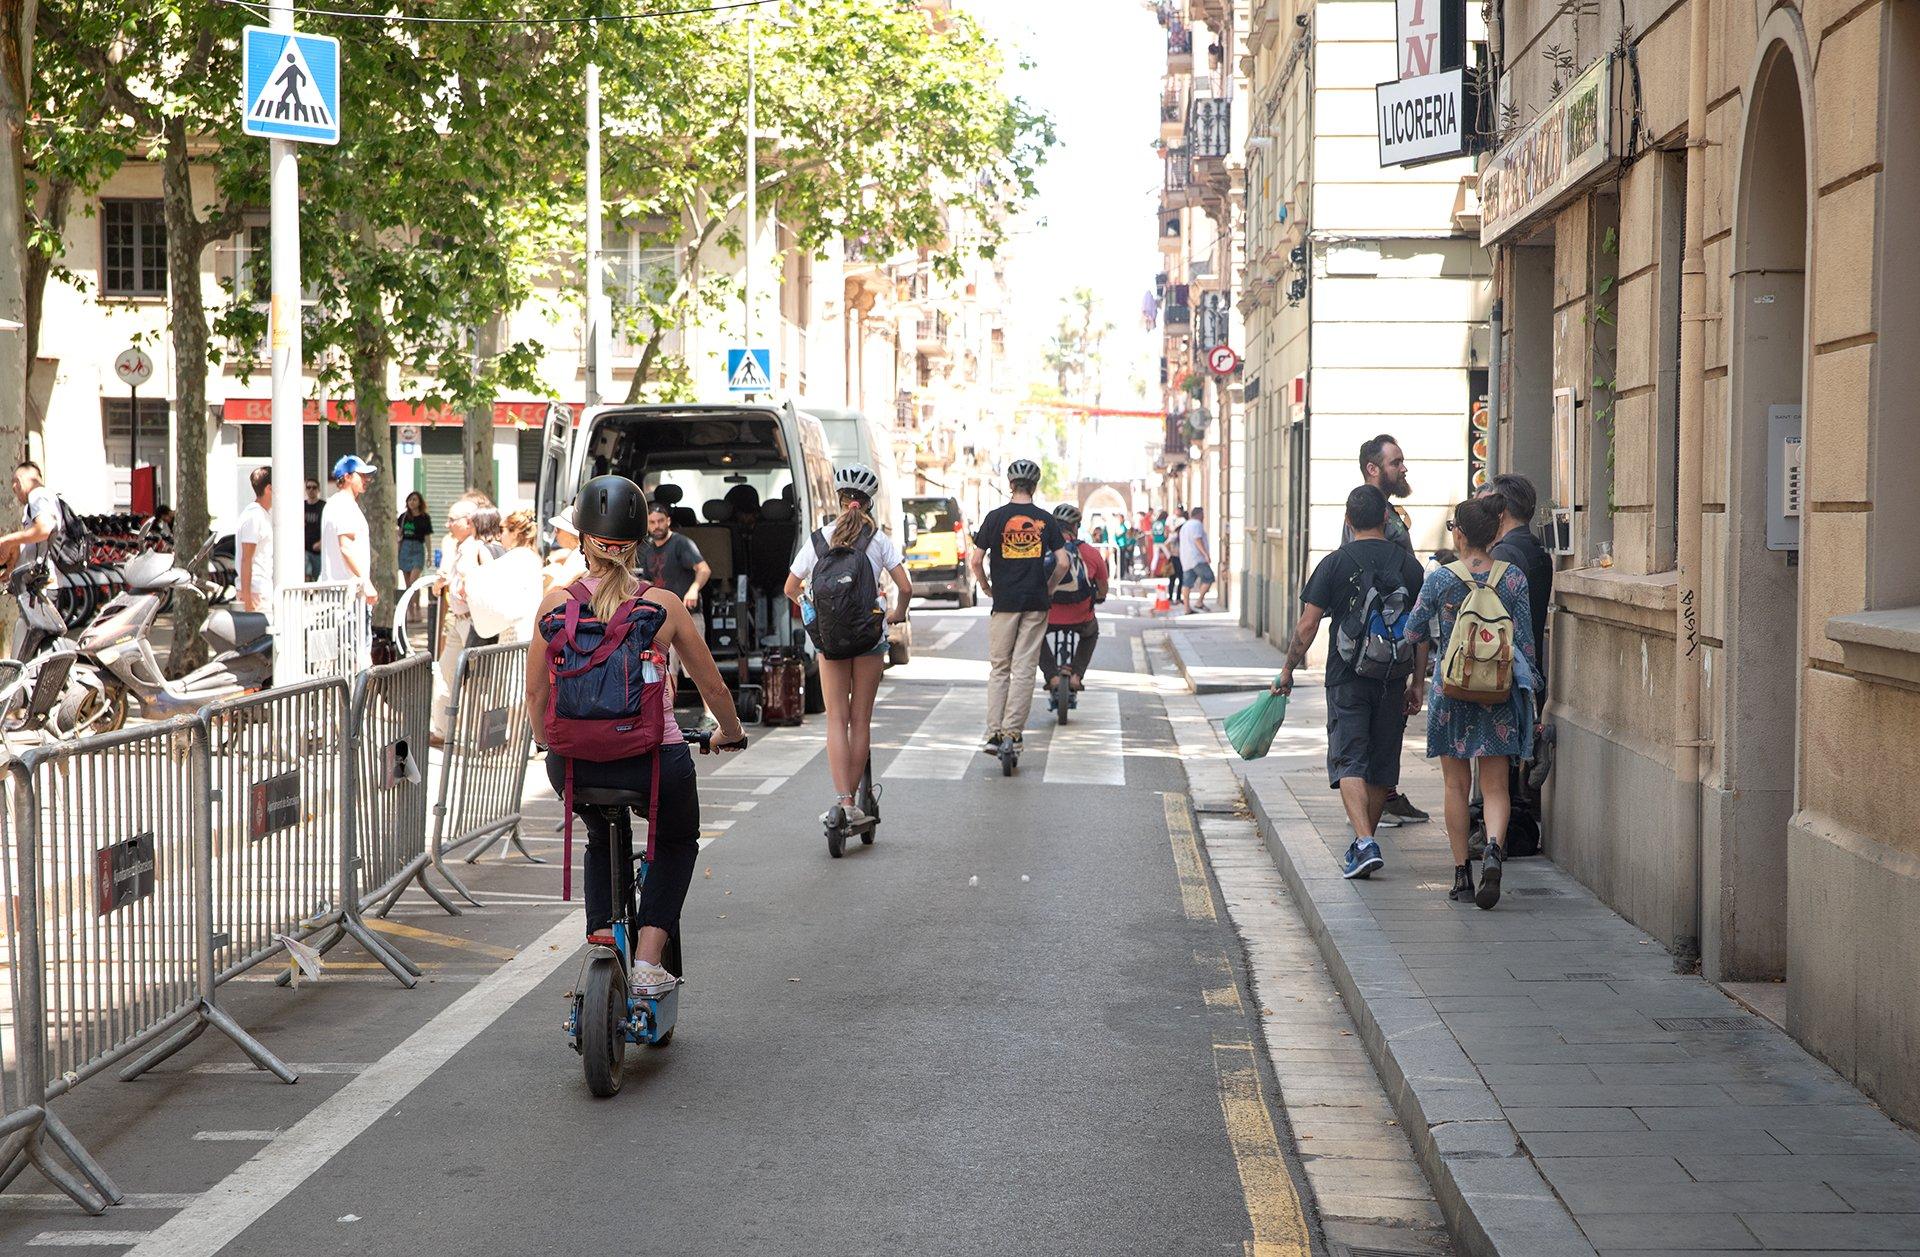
[1405,496,1539,910]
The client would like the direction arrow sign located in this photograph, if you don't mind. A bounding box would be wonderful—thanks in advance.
[727,348,773,394]
[242,27,341,145]
[1207,344,1241,376]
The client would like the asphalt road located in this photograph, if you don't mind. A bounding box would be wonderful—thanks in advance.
[0,598,1324,1256]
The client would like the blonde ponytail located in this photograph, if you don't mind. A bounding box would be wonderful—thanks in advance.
[830,504,875,551]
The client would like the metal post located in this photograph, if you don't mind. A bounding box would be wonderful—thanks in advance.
[744,10,757,351]
[1488,296,1503,474]
[268,0,305,598]
[585,61,603,409]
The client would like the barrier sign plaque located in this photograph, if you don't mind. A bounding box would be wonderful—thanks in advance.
[96,831,156,917]
[249,770,302,839]
[476,707,510,753]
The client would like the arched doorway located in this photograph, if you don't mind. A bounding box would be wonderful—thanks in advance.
[1713,36,1810,982]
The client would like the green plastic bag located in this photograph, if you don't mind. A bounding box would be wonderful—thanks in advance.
[1224,685,1288,761]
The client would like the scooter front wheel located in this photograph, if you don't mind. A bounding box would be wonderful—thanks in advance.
[825,805,846,859]
[579,955,628,1098]
[1053,674,1072,726]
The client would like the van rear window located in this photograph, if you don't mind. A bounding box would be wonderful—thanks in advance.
[906,500,956,533]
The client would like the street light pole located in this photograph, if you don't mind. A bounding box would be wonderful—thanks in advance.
[743,9,756,351]
[585,61,603,408]
[268,0,305,599]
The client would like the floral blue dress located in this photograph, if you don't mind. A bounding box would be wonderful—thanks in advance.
[1405,561,1538,761]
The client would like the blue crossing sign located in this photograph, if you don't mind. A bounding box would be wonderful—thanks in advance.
[726,348,773,394]
[241,27,341,145]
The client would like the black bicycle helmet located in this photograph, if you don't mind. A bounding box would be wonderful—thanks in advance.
[573,475,648,541]
[1053,503,1082,528]
[1007,458,1042,486]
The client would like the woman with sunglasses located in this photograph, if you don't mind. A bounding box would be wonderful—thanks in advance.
[784,464,912,828]
[526,475,748,998]
[1402,496,1540,909]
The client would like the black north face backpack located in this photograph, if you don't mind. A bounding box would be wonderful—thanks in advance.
[804,527,884,661]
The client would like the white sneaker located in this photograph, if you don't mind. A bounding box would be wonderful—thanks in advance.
[629,961,678,999]
[820,801,869,827]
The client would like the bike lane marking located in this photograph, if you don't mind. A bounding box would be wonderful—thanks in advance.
[1163,792,1312,1257]
[1041,689,1125,786]
[123,911,584,1257]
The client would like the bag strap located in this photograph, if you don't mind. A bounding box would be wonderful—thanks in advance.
[812,531,828,558]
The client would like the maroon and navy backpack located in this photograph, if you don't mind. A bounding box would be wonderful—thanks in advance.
[539,578,670,899]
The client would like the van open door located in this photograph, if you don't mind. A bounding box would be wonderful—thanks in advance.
[534,401,575,543]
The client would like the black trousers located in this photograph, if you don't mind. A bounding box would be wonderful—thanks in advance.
[1038,619,1099,681]
[546,744,700,937]
[1169,555,1184,598]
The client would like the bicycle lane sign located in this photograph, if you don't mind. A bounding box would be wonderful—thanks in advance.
[241,27,341,145]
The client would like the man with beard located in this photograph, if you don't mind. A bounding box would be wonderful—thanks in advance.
[1341,434,1429,828]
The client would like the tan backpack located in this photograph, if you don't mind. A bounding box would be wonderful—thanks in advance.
[1439,561,1515,704]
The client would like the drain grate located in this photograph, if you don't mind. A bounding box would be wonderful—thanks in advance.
[1510,887,1565,897]
[1654,1015,1757,1032]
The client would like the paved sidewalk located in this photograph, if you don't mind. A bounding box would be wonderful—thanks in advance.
[1170,625,1920,1257]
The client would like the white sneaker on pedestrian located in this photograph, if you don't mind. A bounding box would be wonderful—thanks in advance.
[629,960,678,999]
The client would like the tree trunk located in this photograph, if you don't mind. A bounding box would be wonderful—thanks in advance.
[160,115,217,676]
[462,314,500,502]
[349,232,397,624]
[0,0,36,466]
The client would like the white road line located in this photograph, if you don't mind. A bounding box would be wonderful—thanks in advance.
[882,686,987,781]
[731,801,758,812]
[1131,637,1149,674]
[28,1231,153,1246]
[875,684,895,702]
[1042,690,1127,786]
[927,629,967,652]
[188,1063,365,1076]
[191,1131,278,1142]
[751,777,786,796]
[713,728,825,778]
[124,912,584,1257]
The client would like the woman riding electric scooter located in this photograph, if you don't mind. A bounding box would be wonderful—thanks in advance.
[784,464,912,844]
[525,475,748,998]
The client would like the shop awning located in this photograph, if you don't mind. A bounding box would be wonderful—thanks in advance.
[221,398,579,428]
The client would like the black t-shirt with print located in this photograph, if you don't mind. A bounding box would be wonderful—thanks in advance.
[973,502,1067,613]
[1300,538,1426,687]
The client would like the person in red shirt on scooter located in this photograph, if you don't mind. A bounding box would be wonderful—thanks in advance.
[1039,504,1109,697]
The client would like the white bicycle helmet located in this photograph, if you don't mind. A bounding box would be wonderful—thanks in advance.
[1007,458,1042,486]
[834,463,881,503]
[1053,503,1082,528]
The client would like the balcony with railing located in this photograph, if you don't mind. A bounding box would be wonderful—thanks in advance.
[1167,21,1193,72]
[1160,83,1186,141]
[1164,146,1199,209]
[1190,93,1232,162]
[1164,412,1188,455]
[916,310,951,357]
[1164,284,1192,332]
[1158,211,1183,253]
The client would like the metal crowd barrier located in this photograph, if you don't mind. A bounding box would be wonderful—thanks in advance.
[0,719,289,1213]
[353,655,440,916]
[417,641,539,912]
[273,580,368,687]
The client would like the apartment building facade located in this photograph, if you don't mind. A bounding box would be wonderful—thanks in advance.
[1238,0,1489,646]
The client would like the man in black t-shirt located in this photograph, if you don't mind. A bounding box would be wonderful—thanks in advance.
[1482,473,1552,693]
[1278,485,1426,880]
[642,503,711,608]
[968,459,1068,753]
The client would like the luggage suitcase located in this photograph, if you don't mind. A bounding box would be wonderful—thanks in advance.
[761,648,805,726]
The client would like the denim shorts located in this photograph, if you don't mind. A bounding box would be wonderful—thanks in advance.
[1187,562,1216,585]
[1325,678,1410,788]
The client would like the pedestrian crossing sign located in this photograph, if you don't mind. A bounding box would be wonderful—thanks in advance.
[241,27,341,145]
[727,348,773,394]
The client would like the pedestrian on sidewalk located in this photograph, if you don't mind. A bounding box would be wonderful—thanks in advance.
[430,497,489,744]
[1345,434,1430,830]
[1116,521,1136,579]
[1180,506,1215,612]
[397,492,433,589]
[235,466,274,614]
[1403,496,1539,909]
[320,455,378,609]
[1167,507,1187,604]
[969,459,1069,755]
[1277,485,1426,880]
[1471,473,1556,856]
[303,479,324,580]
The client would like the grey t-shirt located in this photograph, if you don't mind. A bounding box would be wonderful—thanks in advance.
[642,532,706,598]
[20,487,60,566]
[1341,501,1415,555]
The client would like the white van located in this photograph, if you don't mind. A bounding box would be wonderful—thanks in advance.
[534,401,836,712]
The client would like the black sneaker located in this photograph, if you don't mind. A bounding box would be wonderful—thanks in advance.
[980,730,1003,755]
[1476,844,1504,910]
[1448,863,1475,902]
[1383,792,1429,824]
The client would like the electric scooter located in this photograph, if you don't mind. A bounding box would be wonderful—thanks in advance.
[564,727,749,1098]
[1043,625,1081,727]
[823,755,879,858]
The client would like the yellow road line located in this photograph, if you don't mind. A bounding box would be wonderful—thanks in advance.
[1163,791,1217,922]
[363,918,521,961]
[1165,790,1311,1257]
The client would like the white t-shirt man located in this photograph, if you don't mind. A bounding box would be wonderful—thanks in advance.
[235,500,273,609]
[320,490,371,592]
[789,525,905,614]
[20,486,60,567]
[1180,517,1210,568]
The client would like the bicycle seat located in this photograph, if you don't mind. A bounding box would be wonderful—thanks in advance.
[571,786,652,808]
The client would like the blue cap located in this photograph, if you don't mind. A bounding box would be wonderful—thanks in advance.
[331,454,378,481]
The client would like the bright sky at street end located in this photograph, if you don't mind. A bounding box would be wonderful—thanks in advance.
[966,0,1165,410]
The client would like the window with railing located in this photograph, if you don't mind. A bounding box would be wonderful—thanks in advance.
[1168,21,1193,57]
[1191,94,1231,159]
[1166,147,1193,194]
[1161,84,1184,124]
[1165,412,1187,454]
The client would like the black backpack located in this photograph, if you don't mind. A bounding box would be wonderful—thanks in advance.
[804,527,884,660]
[45,497,96,572]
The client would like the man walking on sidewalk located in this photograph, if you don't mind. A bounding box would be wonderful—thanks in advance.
[969,459,1068,755]
[1344,434,1429,829]
[1278,485,1426,879]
